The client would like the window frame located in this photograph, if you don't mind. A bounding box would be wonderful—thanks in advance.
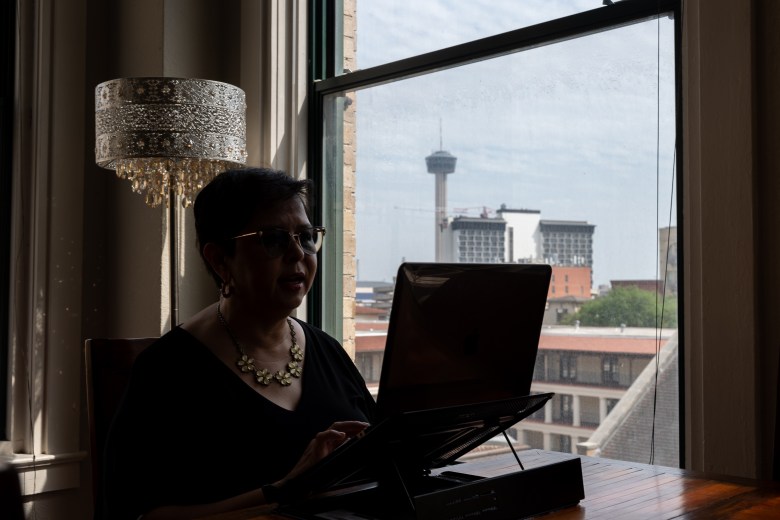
[560,353,578,382]
[559,394,574,424]
[602,355,621,386]
[0,0,15,440]
[308,0,684,465]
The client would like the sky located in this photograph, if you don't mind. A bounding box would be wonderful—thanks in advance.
[347,1,677,287]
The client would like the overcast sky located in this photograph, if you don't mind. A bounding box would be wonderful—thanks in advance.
[348,1,677,287]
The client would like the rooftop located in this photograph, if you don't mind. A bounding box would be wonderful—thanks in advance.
[354,323,675,355]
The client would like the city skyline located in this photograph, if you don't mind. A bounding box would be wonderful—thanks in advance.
[350,1,677,288]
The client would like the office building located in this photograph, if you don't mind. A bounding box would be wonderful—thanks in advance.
[441,216,506,263]
[518,326,678,467]
[539,220,595,268]
[354,316,678,466]
[496,206,541,263]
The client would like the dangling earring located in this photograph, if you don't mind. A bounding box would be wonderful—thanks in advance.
[220,277,233,299]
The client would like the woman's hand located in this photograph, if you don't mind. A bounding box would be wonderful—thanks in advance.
[277,421,370,485]
[143,421,371,516]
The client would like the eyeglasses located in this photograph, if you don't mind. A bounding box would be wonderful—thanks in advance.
[229,226,326,257]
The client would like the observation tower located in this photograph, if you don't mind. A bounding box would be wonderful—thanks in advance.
[425,137,457,262]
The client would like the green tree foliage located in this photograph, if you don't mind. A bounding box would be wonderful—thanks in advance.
[562,286,677,328]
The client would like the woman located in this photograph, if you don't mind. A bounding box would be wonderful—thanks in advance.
[102,168,374,520]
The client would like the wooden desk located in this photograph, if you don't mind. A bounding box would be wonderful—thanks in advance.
[203,450,780,519]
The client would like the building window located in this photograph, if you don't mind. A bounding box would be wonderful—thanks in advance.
[559,434,572,453]
[603,355,621,386]
[560,354,577,382]
[533,354,546,381]
[559,395,573,424]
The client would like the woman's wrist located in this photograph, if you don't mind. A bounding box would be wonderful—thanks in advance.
[262,483,280,503]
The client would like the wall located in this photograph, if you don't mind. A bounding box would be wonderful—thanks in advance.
[342,0,357,357]
[755,0,780,481]
[497,208,540,262]
[549,266,592,299]
[683,0,780,479]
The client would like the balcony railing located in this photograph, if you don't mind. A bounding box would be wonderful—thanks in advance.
[534,369,632,389]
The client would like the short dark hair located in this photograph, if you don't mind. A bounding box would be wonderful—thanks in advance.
[193,167,313,286]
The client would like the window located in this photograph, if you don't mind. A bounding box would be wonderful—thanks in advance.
[533,354,546,381]
[603,355,620,386]
[559,395,573,424]
[560,354,577,382]
[312,0,681,466]
[558,434,572,454]
[353,1,606,70]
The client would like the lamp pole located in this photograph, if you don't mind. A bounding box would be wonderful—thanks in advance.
[169,200,179,328]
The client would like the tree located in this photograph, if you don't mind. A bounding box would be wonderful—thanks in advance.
[562,286,677,328]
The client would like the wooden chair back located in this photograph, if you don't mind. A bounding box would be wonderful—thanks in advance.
[84,337,157,509]
[0,461,24,520]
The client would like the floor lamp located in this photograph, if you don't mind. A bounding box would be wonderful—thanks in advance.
[95,77,247,328]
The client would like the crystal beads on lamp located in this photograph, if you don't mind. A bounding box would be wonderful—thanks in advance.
[113,157,234,208]
[95,77,247,208]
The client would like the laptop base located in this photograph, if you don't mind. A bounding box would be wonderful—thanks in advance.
[279,457,584,520]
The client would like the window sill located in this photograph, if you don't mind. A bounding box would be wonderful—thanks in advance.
[7,451,86,496]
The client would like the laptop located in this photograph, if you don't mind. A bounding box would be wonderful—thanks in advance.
[280,262,553,503]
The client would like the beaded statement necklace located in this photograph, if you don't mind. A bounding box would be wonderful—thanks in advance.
[217,303,304,387]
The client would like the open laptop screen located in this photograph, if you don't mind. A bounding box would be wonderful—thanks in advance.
[279,262,552,501]
[376,262,552,418]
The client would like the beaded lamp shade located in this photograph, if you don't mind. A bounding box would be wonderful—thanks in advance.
[95,77,247,208]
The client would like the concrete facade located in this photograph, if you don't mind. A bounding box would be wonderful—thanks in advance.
[539,220,595,267]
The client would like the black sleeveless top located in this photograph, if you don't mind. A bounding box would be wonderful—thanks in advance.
[101,320,375,519]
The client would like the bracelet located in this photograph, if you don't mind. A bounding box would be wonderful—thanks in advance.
[262,483,281,503]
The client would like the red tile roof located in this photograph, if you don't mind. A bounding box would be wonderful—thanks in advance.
[538,334,661,355]
[355,330,666,355]
[355,334,387,352]
[356,306,386,316]
[356,322,389,332]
